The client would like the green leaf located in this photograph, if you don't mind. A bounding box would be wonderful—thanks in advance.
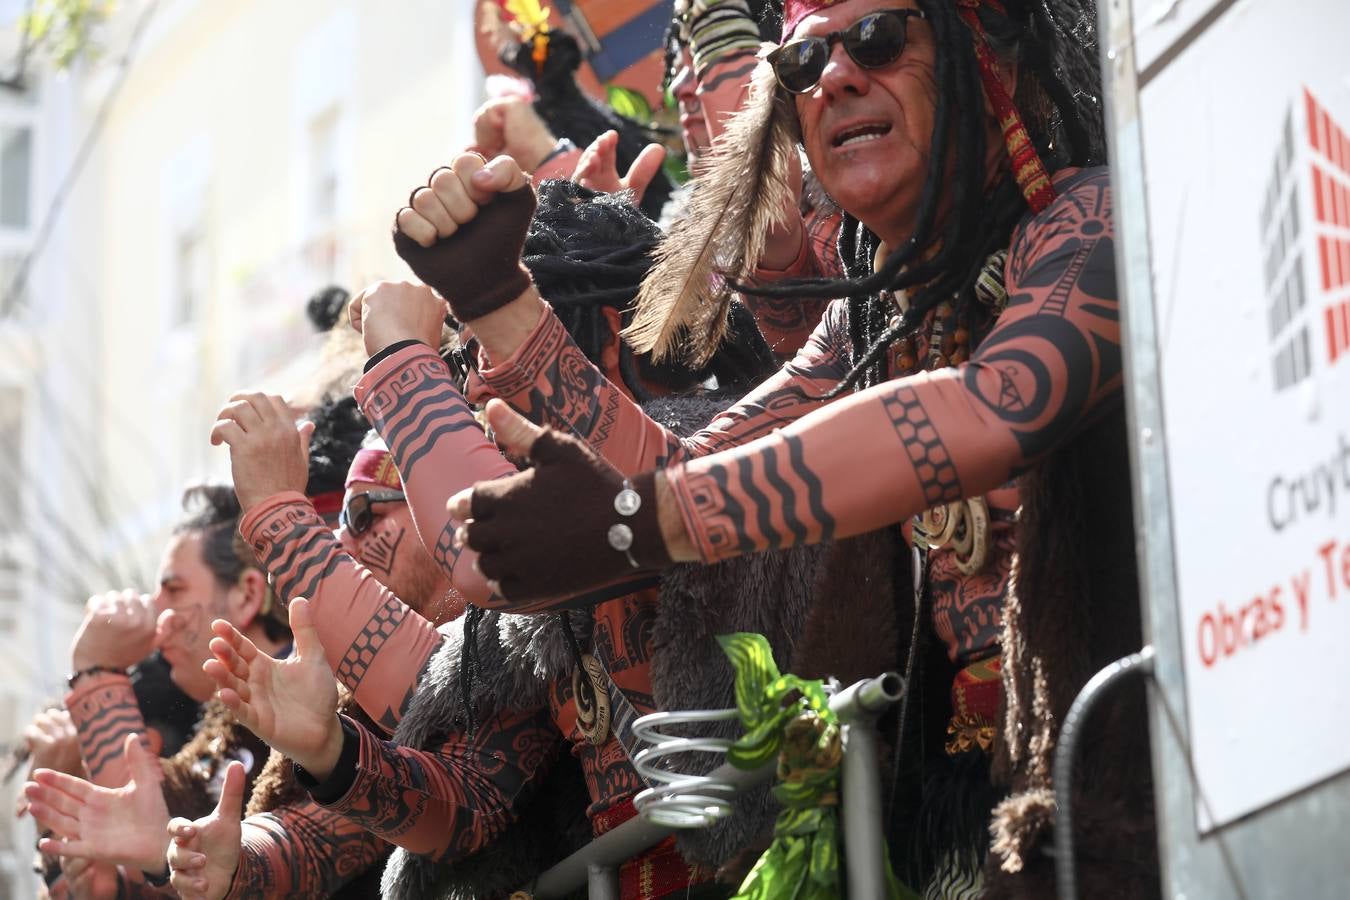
[605,85,652,124]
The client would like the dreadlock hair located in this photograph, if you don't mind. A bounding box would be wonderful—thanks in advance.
[304,394,370,497]
[175,484,291,643]
[735,0,1104,396]
[524,178,779,399]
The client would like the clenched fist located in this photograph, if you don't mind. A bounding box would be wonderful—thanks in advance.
[71,590,157,672]
[392,153,536,323]
[345,280,448,358]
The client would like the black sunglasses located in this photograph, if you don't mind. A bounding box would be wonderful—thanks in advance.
[768,9,926,95]
[340,490,406,536]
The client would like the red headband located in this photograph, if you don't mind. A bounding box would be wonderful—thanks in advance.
[345,448,403,490]
[781,0,848,39]
[308,490,345,517]
[779,0,1057,213]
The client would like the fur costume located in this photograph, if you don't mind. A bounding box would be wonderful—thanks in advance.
[982,408,1159,899]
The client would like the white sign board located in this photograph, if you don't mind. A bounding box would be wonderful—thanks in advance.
[1138,0,1350,830]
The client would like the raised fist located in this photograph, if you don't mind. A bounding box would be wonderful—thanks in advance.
[71,590,157,672]
[392,153,536,323]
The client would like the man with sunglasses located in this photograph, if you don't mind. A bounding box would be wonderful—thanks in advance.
[392,0,1151,895]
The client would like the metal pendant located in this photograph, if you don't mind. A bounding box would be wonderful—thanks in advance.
[572,653,611,746]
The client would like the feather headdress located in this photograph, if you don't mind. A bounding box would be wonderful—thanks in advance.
[625,58,797,365]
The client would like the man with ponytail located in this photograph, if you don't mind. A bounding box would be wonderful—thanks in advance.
[393,0,1154,895]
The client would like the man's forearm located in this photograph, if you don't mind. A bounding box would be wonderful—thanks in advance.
[65,673,146,786]
[464,284,548,368]
[655,472,699,562]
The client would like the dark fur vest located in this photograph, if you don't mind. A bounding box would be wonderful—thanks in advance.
[981,409,1161,899]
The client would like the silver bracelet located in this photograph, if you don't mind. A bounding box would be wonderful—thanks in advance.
[607,479,642,568]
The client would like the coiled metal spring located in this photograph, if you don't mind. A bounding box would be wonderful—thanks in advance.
[631,707,741,829]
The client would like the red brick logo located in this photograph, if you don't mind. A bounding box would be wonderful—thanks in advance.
[1305,89,1350,366]
[1260,88,1350,391]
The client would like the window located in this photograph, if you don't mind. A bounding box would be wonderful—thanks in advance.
[0,125,30,229]
[0,252,26,317]
[0,388,21,534]
[172,226,207,328]
[308,108,339,226]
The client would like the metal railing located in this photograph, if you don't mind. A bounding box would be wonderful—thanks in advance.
[521,672,905,899]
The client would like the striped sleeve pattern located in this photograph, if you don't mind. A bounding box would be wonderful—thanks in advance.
[315,710,561,864]
[354,344,517,607]
[225,802,388,898]
[240,495,442,731]
[66,673,147,785]
[668,169,1122,563]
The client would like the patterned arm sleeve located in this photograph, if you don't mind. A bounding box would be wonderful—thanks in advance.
[666,169,1122,561]
[476,299,852,475]
[744,204,843,359]
[240,497,442,732]
[353,345,518,606]
[314,709,560,864]
[65,673,146,786]
[223,803,387,899]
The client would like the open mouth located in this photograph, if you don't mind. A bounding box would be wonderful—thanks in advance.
[831,121,893,148]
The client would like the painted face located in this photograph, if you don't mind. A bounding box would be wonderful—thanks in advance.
[153,532,235,702]
[338,480,452,622]
[670,47,710,159]
[792,0,940,245]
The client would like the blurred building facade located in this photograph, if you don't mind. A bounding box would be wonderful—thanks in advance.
[0,0,483,892]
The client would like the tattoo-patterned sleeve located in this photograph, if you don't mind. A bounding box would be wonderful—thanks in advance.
[317,709,561,864]
[224,802,387,899]
[65,673,147,786]
[240,496,442,732]
[353,345,518,607]
[475,296,853,476]
[744,204,843,359]
[667,168,1122,560]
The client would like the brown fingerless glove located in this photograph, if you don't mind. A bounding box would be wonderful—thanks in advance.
[465,429,670,604]
[392,184,537,322]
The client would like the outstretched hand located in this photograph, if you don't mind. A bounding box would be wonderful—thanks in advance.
[392,153,536,323]
[210,392,313,511]
[203,598,342,779]
[167,760,245,900]
[26,732,170,876]
[572,130,667,207]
